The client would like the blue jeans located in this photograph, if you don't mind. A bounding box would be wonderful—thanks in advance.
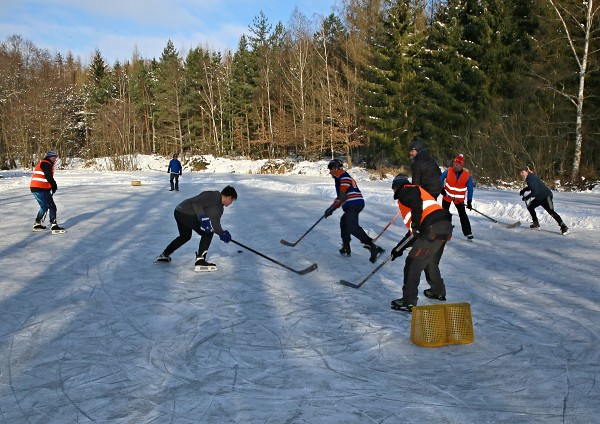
[32,191,57,222]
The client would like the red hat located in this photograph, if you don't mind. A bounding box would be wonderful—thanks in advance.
[454,154,465,165]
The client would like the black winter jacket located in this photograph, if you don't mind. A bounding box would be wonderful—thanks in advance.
[411,149,442,198]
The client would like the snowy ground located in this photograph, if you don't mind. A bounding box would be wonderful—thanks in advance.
[1,158,599,423]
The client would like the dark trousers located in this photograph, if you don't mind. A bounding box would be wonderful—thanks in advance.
[442,199,472,236]
[170,173,180,191]
[401,220,452,304]
[164,209,213,257]
[527,196,564,226]
[340,205,372,246]
[32,191,57,222]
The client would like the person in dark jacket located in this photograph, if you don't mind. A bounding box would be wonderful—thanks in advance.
[30,150,65,232]
[519,166,569,235]
[409,139,442,198]
[167,154,183,191]
[156,185,237,269]
[324,159,384,263]
[389,173,453,312]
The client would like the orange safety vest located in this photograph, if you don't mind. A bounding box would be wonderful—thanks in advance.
[442,168,470,204]
[30,159,54,190]
[398,185,443,230]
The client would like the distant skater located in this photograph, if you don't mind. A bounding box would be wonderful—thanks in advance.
[156,185,237,270]
[519,166,569,235]
[168,154,183,191]
[440,154,474,240]
[323,159,384,263]
[30,150,65,233]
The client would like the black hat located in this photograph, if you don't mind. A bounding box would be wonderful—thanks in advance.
[392,173,410,190]
[328,158,344,170]
[409,139,425,152]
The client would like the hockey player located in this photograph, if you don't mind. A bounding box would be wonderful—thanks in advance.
[440,154,474,240]
[30,150,65,233]
[324,159,384,263]
[156,185,237,270]
[167,153,182,191]
[519,166,569,235]
[389,173,453,312]
[409,139,443,199]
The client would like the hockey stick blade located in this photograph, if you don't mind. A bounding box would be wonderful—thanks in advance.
[339,279,361,289]
[505,221,521,229]
[280,215,325,248]
[295,263,318,275]
[279,239,297,247]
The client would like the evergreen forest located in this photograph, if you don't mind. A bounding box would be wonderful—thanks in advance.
[1,0,600,186]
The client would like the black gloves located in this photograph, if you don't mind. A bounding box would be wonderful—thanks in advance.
[467,200,472,210]
[391,241,405,261]
[324,206,335,217]
[441,188,447,197]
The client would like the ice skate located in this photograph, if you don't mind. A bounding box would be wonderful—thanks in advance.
[50,221,66,234]
[195,251,217,272]
[33,220,46,232]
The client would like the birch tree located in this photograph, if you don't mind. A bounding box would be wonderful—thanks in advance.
[546,0,599,181]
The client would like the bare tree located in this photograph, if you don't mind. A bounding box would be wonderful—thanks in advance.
[545,0,600,181]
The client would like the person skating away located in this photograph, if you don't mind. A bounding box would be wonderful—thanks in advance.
[30,150,65,233]
[440,154,474,240]
[389,173,453,312]
[409,139,443,199]
[519,166,569,235]
[324,159,384,263]
[167,153,183,191]
[156,185,237,270]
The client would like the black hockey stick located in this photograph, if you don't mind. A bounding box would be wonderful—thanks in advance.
[232,239,318,275]
[471,207,520,229]
[280,215,325,247]
[339,234,414,289]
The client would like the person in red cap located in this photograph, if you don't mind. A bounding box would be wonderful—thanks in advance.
[440,154,474,240]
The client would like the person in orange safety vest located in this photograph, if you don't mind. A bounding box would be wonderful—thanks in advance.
[30,151,65,232]
[440,154,474,240]
[389,173,453,312]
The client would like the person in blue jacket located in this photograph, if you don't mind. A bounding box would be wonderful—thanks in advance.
[519,166,569,235]
[168,154,182,191]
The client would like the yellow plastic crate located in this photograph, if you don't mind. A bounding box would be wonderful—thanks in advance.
[131,179,142,186]
[410,302,474,347]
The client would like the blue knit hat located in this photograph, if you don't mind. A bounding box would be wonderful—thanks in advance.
[45,150,58,158]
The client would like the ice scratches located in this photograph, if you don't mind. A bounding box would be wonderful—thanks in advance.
[58,350,95,422]
[484,344,524,366]
[7,336,29,420]
[310,345,369,383]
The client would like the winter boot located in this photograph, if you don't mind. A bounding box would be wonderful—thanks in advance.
[560,223,570,235]
[390,298,415,312]
[423,288,446,301]
[156,252,171,262]
[466,234,474,240]
[339,243,351,257]
[33,220,47,231]
[367,242,385,263]
[530,221,540,230]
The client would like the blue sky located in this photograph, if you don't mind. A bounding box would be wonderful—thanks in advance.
[0,0,338,65]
